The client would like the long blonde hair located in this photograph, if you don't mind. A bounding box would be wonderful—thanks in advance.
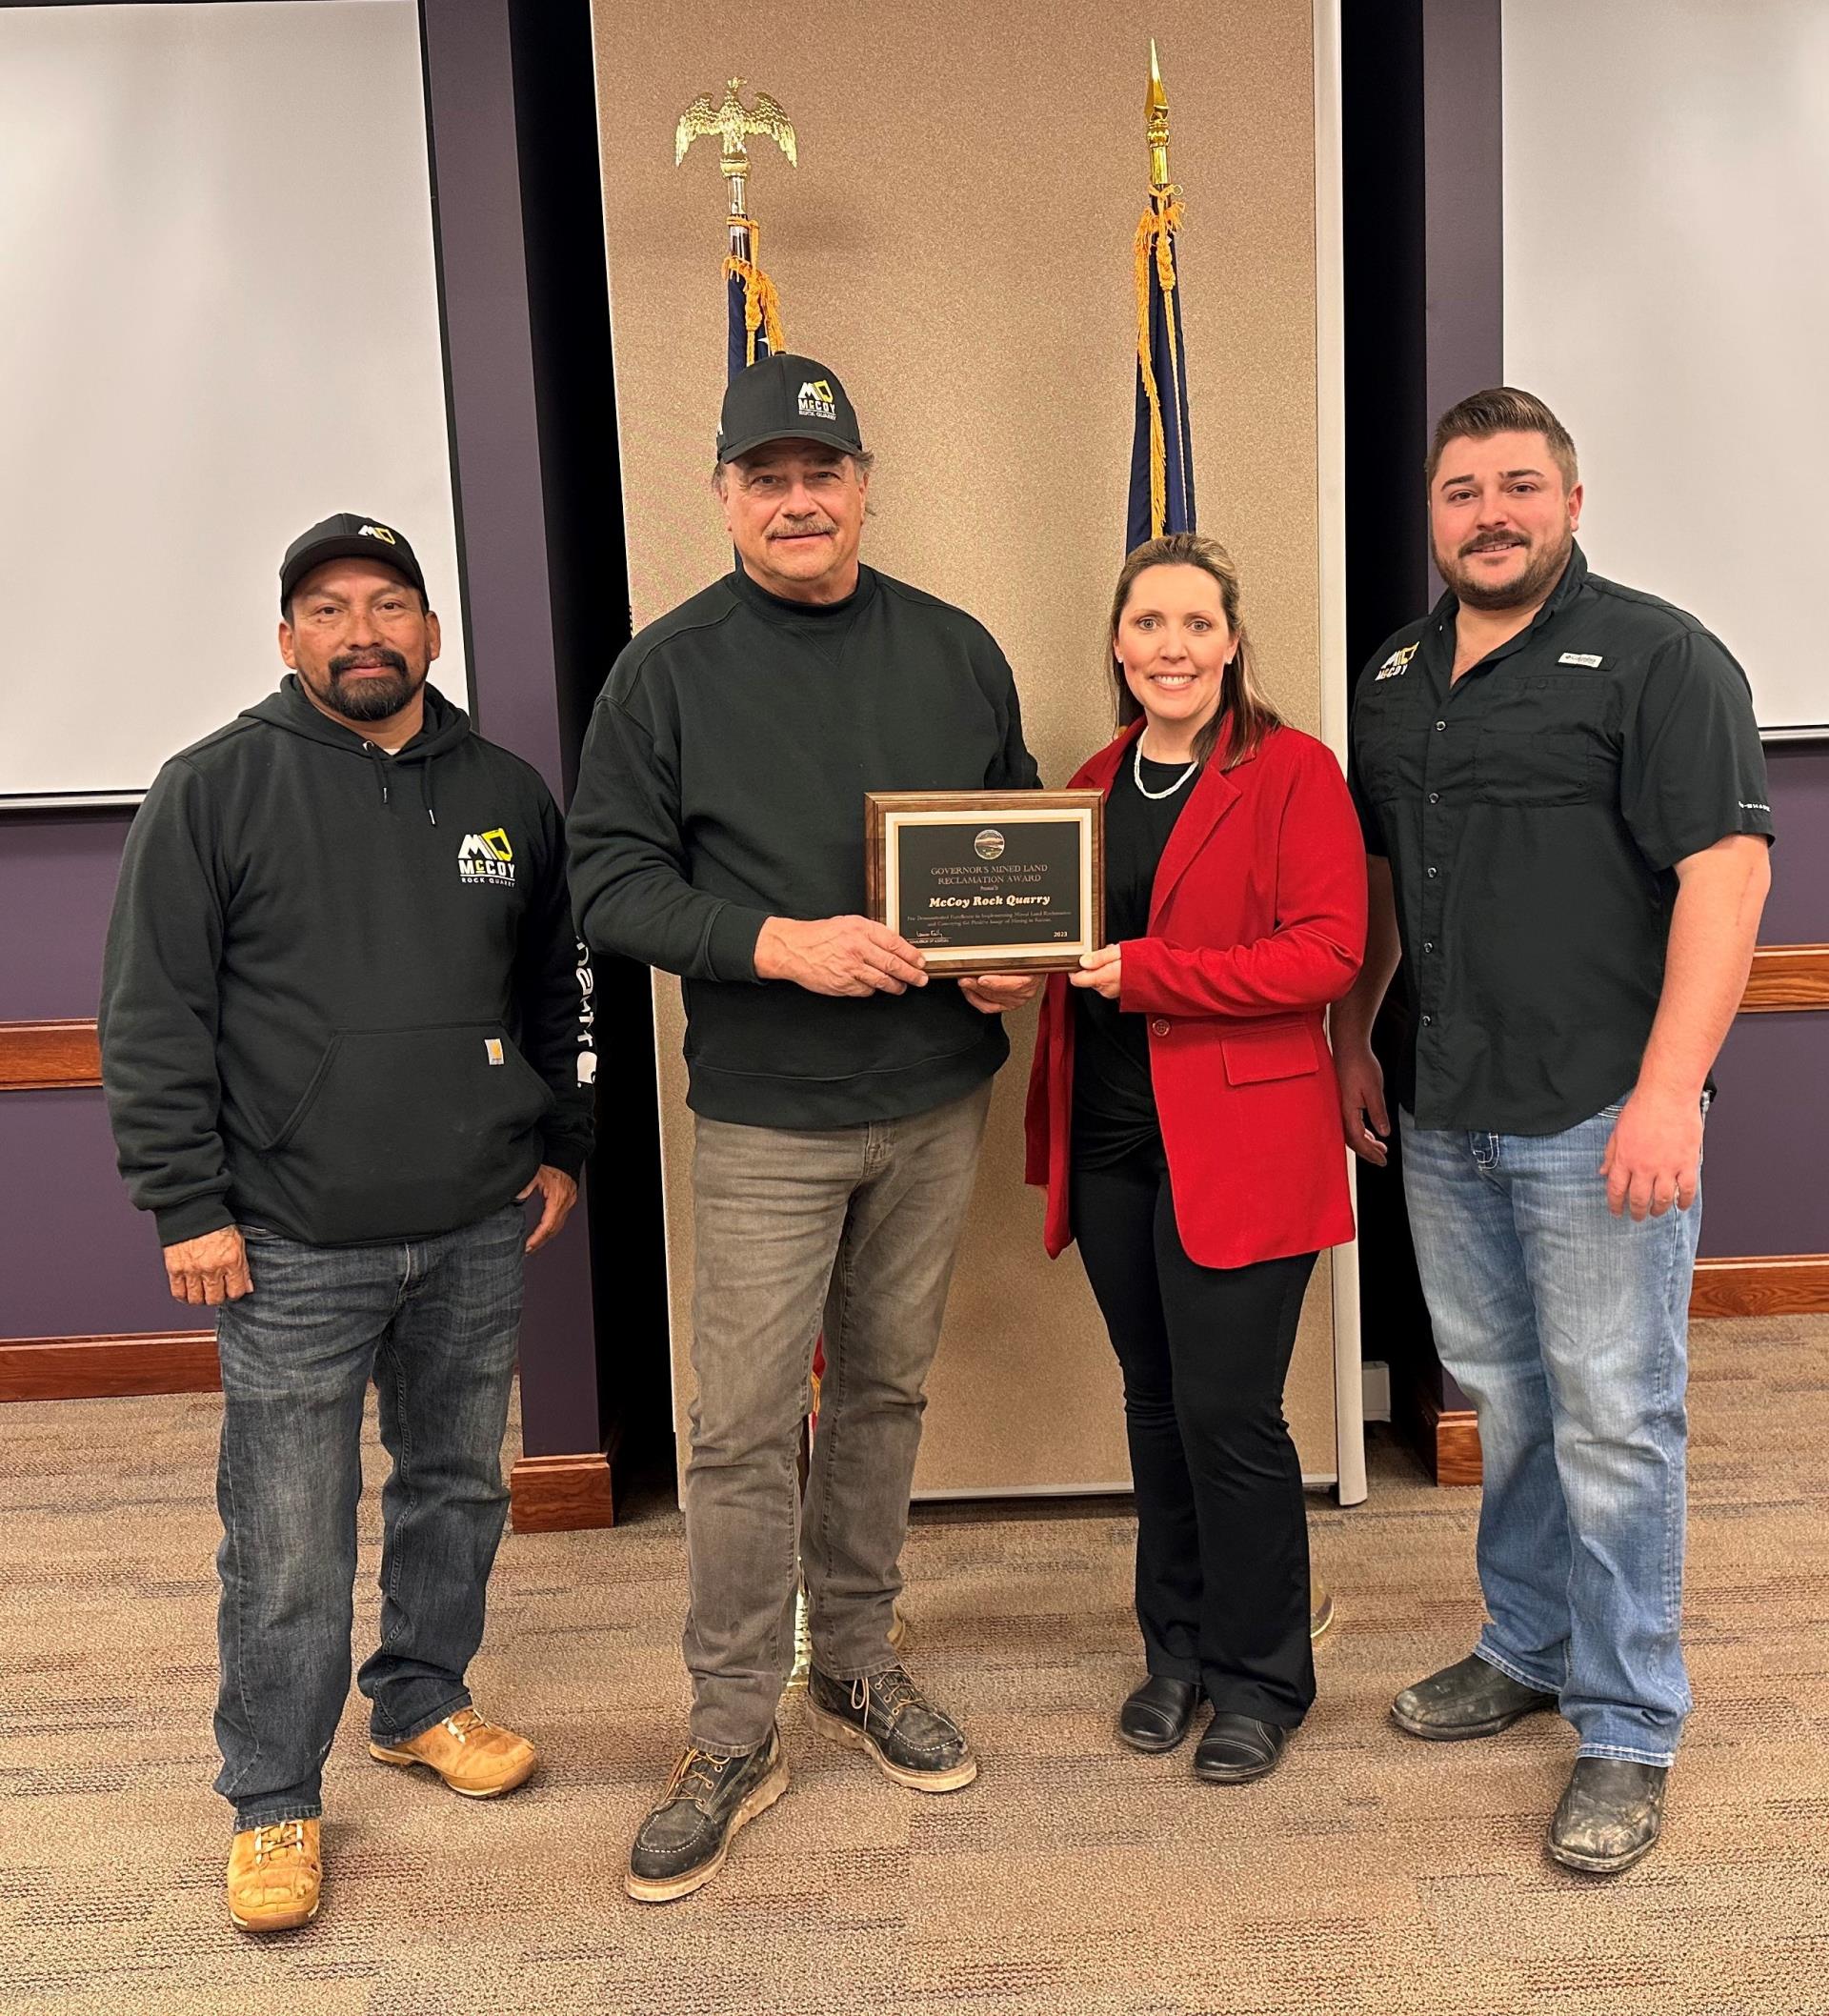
[1108,533,1282,770]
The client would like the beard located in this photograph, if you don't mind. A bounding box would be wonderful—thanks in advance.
[1438,524,1573,612]
[309,649,425,722]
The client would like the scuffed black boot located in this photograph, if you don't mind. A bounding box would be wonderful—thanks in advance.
[1391,1654,1559,1741]
[806,1663,977,1792]
[1548,1758,1669,1873]
[625,1726,790,1904]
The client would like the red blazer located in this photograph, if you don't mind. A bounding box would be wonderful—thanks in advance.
[1024,720,1367,1271]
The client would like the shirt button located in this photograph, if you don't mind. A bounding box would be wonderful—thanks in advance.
[1434,719,1446,732]
[1426,866,1438,879]
[1150,1019,1171,1038]
[1420,1014,1434,1027]
[1429,792,1440,804]
[1423,938,1436,953]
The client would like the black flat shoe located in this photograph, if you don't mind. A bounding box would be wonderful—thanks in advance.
[1194,1711,1289,1784]
[1116,1676,1199,1753]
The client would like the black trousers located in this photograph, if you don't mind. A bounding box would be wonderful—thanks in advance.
[1072,1141,1317,1726]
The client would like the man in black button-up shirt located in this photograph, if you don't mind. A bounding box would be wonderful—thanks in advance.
[1335,388,1772,1875]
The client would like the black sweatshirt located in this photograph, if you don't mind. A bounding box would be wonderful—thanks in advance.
[567,566,1039,1128]
[100,677,595,1247]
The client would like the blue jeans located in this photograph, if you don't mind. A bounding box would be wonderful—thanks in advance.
[211,1206,524,1829]
[1400,1103,1702,1765]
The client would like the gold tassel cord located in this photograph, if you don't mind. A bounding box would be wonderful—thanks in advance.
[724,214,787,366]
[1133,187,1185,540]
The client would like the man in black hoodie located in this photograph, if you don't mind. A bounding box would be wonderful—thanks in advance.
[568,356,1040,1903]
[100,515,594,1934]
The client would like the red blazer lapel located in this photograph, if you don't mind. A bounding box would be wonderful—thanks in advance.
[1149,746,1245,929]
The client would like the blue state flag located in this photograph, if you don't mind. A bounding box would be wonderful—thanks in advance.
[1127,187,1196,552]
[727,236,785,380]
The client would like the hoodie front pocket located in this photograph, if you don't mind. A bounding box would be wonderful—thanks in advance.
[260,1022,551,1244]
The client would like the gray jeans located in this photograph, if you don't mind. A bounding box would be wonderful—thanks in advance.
[682,1080,994,1748]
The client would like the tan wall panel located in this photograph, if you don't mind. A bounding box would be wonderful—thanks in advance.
[593,0,1339,1492]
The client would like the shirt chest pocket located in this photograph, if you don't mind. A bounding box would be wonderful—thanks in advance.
[1473,726,1594,807]
[1356,707,1428,802]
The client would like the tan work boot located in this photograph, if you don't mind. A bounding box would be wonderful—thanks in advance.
[226,1818,321,1932]
[369,1705,538,1797]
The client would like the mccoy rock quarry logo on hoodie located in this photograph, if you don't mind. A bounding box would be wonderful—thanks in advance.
[457,827,515,887]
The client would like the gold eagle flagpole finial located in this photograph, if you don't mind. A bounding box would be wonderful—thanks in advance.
[676,78,797,364]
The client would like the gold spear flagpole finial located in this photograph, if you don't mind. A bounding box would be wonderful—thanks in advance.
[1146,37,1171,192]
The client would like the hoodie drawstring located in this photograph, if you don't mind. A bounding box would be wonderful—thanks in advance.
[421,760,436,826]
[366,744,390,808]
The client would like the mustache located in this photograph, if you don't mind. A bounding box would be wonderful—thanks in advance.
[1459,533,1528,557]
[769,517,835,539]
[329,648,410,675]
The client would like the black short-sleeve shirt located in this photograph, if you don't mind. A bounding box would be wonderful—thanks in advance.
[1348,544,1774,1135]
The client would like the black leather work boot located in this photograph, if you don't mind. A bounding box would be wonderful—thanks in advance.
[805,1664,977,1792]
[625,1725,790,1904]
[1548,1758,1669,1873]
[1391,1654,1559,1741]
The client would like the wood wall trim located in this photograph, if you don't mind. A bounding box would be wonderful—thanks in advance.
[1739,945,1829,1014]
[0,1019,102,1091]
[0,1330,219,1402]
[1690,1255,1829,1320]
[1414,1381,1482,1488]
[510,1436,621,1532]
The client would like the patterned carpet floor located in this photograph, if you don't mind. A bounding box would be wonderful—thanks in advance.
[2,1313,1826,2016]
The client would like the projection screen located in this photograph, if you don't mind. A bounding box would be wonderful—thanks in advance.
[1503,0,1829,735]
[0,0,466,807]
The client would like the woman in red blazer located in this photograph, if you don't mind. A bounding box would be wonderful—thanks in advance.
[1024,533,1366,1783]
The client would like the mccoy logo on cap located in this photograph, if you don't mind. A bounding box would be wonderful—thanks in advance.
[717,353,864,463]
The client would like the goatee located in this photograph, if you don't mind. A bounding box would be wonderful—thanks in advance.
[1443,529,1573,613]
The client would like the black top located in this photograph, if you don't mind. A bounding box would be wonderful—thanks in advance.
[1072,746,1202,1168]
[1348,544,1774,1135]
[567,565,1039,1128]
[99,679,595,1248]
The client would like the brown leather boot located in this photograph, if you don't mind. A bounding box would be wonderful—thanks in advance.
[226,1818,321,1933]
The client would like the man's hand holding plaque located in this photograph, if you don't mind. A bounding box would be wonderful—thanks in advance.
[754,914,930,997]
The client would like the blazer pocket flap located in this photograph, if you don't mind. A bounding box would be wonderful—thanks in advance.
[1222,1026,1318,1086]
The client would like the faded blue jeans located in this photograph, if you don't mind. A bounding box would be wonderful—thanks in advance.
[211,1205,523,1829]
[1400,1101,1703,1766]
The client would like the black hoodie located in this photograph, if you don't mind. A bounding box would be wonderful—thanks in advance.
[100,676,594,1247]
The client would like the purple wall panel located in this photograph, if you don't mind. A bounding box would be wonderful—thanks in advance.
[1760,744,1829,943]
[1,1089,182,1337]
[1,814,131,1019]
[1698,1014,1829,1260]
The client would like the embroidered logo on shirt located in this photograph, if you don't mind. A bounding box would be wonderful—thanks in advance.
[457,827,515,886]
[1558,652,1604,667]
[1375,643,1417,681]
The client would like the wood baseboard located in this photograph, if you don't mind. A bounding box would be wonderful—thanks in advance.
[1740,944,1829,1014]
[1690,1255,1829,1319]
[510,1434,621,1532]
[0,1019,103,1091]
[0,1330,219,1401]
[1404,1376,1482,1487]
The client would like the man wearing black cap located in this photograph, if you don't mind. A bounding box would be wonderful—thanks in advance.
[100,516,594,1933]
[569,355,1040,1902]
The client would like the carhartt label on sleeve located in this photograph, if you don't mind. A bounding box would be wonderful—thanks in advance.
[485,1038,505,1066]
[1558,652,1604,667]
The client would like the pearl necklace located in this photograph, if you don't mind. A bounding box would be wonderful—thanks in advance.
[1133,736,1199,800]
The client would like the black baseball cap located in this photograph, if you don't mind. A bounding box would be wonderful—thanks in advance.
[715,353,865,463]
[279,514,429,611]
